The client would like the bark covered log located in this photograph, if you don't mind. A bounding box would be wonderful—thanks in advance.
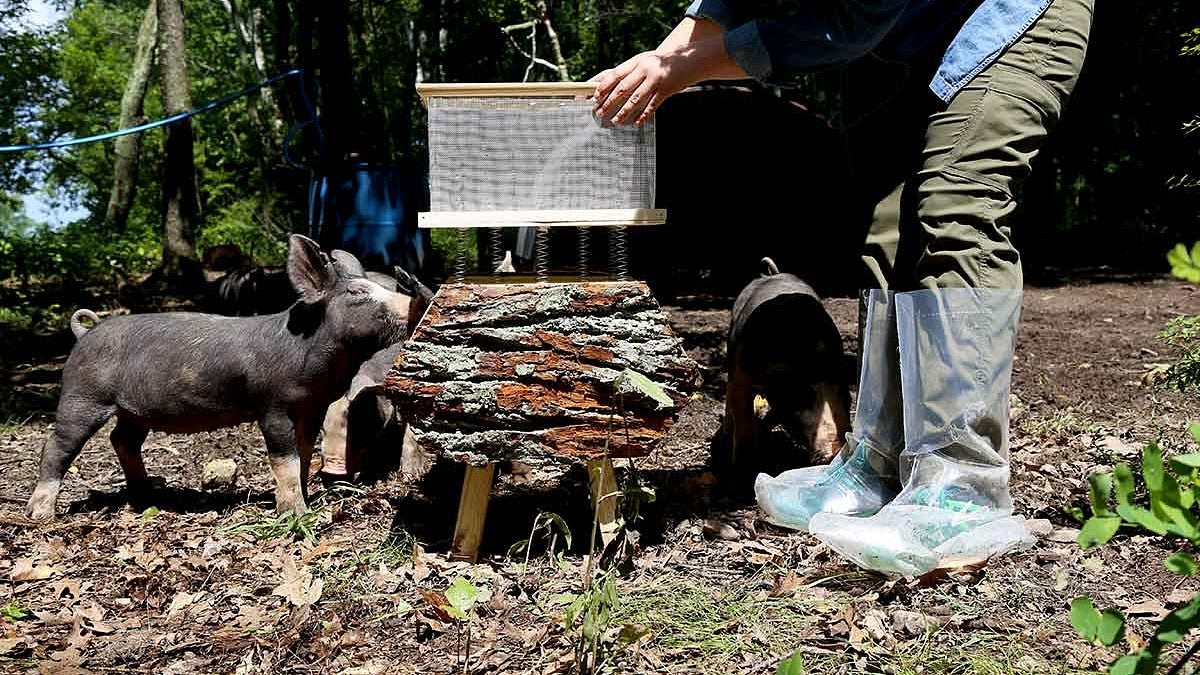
[384,282,701,465]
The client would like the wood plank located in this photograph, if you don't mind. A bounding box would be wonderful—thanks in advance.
[450,463,496,563]
[417,81,596,101]
[418,209,666,229]
[588,458,621,548]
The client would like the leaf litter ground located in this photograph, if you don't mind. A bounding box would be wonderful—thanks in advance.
[1,275,1198,674]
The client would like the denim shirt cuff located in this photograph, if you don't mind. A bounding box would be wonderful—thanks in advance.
[684,0,737,31]
[724,22,773,81]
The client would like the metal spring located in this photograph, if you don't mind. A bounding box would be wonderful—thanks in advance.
[534,227,550,283]
[609,225,629,281]
[576,227,590,281]
[454,227,468,284]
[488,227,503,282]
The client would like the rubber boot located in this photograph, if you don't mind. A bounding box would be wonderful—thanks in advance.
[754,289,904,530]
[810,288,1035,576]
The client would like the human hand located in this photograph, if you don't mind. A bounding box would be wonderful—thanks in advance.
[589,50,690,127]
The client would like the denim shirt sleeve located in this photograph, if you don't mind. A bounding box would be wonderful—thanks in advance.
[685,0,910,82]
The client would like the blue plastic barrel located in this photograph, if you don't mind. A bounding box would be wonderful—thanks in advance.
[307,162,432,278]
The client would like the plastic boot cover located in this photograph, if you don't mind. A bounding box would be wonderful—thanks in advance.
[754,289,904,531]
[811,288,1035,576]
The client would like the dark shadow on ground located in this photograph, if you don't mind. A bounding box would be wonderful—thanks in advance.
[66,483,276,517]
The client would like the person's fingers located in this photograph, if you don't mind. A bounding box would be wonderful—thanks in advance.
[633,91,665,127]
[596,69,647,121]
[593,54,643,108]
[612,76,659,125]
[593,60,632,100]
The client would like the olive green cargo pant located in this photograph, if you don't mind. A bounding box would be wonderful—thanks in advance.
[789,0,1096,575]
[848,0,1096,292]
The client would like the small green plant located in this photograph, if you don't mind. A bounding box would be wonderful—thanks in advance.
[440,577,486,674]
[1071,423,1200,674]
[219,507,321,542]
[555,368,668,674]
[775,649,805,675]
[0,415,31,436]
[1156,315,1200,395]
[564,571,620,673]
[1167,242,1200,284]
[0,601,29,622]
[508,511,573,570]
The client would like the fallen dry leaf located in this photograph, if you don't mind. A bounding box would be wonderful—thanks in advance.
[167,591,198,618]
[338,661,392,675]
[0,637,28,656]
[420,590,454,623]
[272,556,324,607]
[1167,588,1196,606]
[769,570,803,598]
[300,539,347,564]
[50,578,81,600]
[1048,527,1081,544]
[11,558,54,582]
[1024,519,1054,538]
[702,519,740,542]
[827,604,856,640]
[1125,598,1169,620]
[890,610,927,639]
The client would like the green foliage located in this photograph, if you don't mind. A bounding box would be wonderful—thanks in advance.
[197,197,289,267]
[1167,242,1200,283]
[562,571,621,674]
[436,576,488,674]
[1072,426,1200,673]
[0,2,62,194]
[0,601,29,623]
[219,506,321,542]
[431,228,477,277]
[508,511,573,567]
[1070,597,1126,647]
[443,577,482,622]
[615,367,675,411]
[1156,315,1200,395]
[775,650,806,675]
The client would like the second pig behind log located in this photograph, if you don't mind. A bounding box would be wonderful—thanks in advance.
[719,258,852,481]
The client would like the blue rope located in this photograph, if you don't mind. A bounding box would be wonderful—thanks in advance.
[0,68,308,153]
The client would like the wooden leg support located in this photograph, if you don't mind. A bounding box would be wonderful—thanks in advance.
[451,463,496,563]
[588,458,621,548]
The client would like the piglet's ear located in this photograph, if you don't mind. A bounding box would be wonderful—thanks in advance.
[287,234,334,303]
[330,250,366,279]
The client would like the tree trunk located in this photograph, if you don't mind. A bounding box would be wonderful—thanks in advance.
[272,0,297,125]
[106,0,157,232]
[384,282,702,465]
[315,0,353,165]
[157,0,200,273]
[534,0,570,81]
[218,0,278,128]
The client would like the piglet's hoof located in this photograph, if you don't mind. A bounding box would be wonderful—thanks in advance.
[275,498,308,518]
[25,496,56,521]
[314,452,344,478]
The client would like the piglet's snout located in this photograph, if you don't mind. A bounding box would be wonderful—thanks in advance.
[384,289,412,323]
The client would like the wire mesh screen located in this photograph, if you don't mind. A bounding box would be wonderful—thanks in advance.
[426,96,656,212]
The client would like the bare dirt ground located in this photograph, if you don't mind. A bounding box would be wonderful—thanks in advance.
[1,275,1198,675]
